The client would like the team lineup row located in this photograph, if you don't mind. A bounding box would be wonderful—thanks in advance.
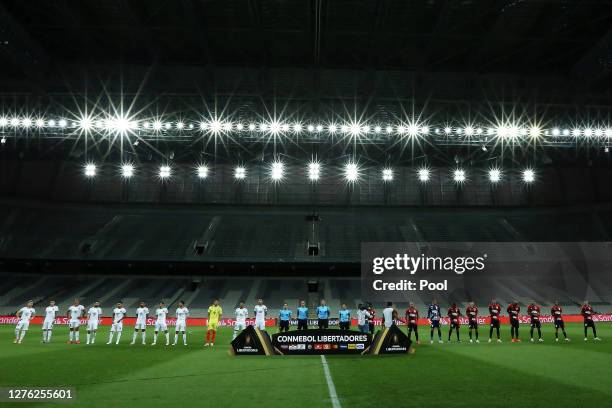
[11,298,604,345]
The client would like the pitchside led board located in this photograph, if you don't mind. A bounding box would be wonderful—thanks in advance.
[361,242,612,303]
[231,326,411,356]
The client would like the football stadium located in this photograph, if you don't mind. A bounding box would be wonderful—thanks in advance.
[1,1,612,407]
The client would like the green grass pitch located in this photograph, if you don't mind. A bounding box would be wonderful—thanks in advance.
[0,323,610,408]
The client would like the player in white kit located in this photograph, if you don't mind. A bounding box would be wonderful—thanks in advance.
[253,298,267,331]
[152,301,169,346]
[14,300,35,344]
[173,301,189,346]
[107,302,127,345]
[42,300,59,343]
[131,301,149,345]
[233,301,248,339]
[86,301,102,344]
[67,299,85,344]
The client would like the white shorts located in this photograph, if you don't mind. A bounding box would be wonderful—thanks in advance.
[255,320,266,330]
[134,322,147,330]
[16,320,30,331]
[69,320,81,329]
[234,322,246,331]
[154,322,167,332]
[111,322,123,332]
[175,321,186,332]
[87,321,99,331]
[42,320,54,330]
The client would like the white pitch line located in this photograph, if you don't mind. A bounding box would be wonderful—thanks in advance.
[320,355,341,408]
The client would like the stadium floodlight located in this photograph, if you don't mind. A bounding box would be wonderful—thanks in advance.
[307,125,315,132]
[270,161,285,181]
[328,124,338,134]
[407,124,419,137]
[259,123,269,132]
[159,165,171,179]
[552,128,560,136]
[281,123,289,132]
[584,128,593,137]
[84,163,96,178]
[21,117,32,128]
[35,118,45,128]
[344,162,360,182]
[316,124,323,132]
[476,127,483,134]
[361,125,370,134]
[78,116,93,132]
[571,128,581,137]
[606,128,612,138]
[236,123,244,131]
[234,166,246,180]
[464,126,475,136]
[349,123,361,136]
[222,122,232,132]
[594,128,603,137]
[444,127,452,135]
[308,161,321,181]
[522,168,535,183]
[121,163,134,178]
[374,125,382,133]
[142,121,150,129]
[176,121,184,130]
[418,168,430,183]
[0,137,5,144]
[209,119,223,134]
[385,126,393,134]
[164,122,172,130]
[271,122,285,134]
[488,168,502,183]
[382,168,394,181]
[248,123,256,131]
[292,123,302,133]
[421,126,430,134]
[59,119,67,128]
[48,119,56,127]
[0,117,7,127]
[10,117,20,127]
[397,125,407,135]
[453,169,466,183]
[197,165,209,179]
[153,120,163,131]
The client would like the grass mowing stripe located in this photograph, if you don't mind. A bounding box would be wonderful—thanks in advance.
[321,355,341,408]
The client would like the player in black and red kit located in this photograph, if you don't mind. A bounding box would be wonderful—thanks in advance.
[466,302,479,343]
[581,300,602,341]
[527,301,544,342]
[405,302,419,344]
[551,301,569,342]
[488,299,502,342]
[507,300,521,342]
[447,303,461,342]
[367,304,376,335]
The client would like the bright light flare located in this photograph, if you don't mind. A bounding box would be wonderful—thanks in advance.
[522,168,535,183]
[488,168,502,183]
[234,166,246,180]
[270,161,285,181]
[121,163,134,178]
[308,162,321,181]
[453,169,466,183]
[418,168,430,183]
[159,165,171,179]
[382,168,394,181]
[197,165,209,179]
[344,162,360,182]
[84,163,96,178]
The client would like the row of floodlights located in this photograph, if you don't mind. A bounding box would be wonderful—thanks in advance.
[82,162,536,184]
[1,115,612,139]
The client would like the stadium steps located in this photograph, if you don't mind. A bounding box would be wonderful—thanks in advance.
[97,279,133,305]
[56,278,106,310]
[164,286,187,309]
[0,276,49,307]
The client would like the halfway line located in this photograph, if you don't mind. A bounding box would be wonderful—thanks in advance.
[320,355,341,408]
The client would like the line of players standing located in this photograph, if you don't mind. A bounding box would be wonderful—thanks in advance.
[403,299,602,344]
[12,297,603,345]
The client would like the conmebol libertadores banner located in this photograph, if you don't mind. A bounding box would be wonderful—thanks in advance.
[361,242,612,302]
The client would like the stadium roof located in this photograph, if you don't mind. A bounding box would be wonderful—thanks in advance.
[0,0,611,103]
